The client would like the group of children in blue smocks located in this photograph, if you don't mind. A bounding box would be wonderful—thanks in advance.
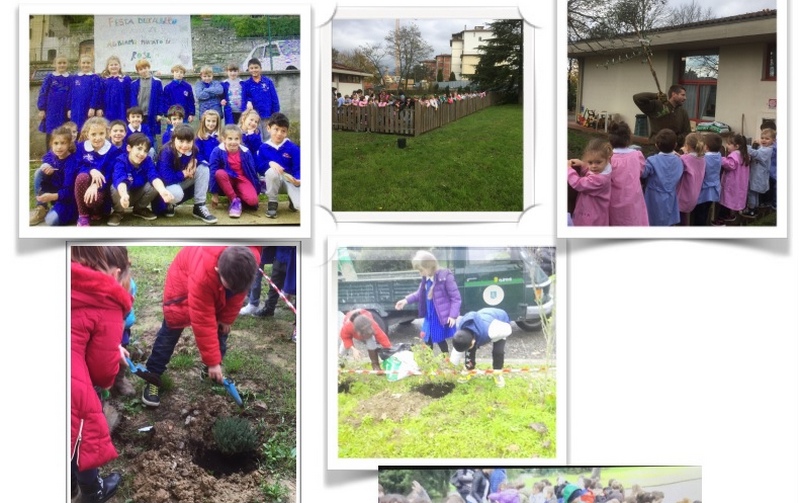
[32,54,299,226]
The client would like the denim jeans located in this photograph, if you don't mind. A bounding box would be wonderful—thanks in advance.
[145,319,228,376]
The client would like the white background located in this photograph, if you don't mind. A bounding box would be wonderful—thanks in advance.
[5,1,798,502]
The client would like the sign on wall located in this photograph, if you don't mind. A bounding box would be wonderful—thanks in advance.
[94,15,192,74]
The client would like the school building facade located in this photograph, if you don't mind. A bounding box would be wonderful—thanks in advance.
[568,9,777,141]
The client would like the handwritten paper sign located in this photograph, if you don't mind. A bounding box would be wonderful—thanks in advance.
[94,15,192,74]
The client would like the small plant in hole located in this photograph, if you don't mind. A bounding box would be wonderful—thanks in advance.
[261,480,289,502]
[213,416,259,455]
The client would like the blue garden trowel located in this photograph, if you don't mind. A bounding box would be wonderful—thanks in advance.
[125,357,161,385]
[222,377,243,407]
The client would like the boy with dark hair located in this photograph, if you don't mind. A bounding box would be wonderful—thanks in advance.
[161,105,185,146]
[108,133,172,226]
[241,58,281,138]
[125,106,156,158]
[453,308,512,387]
[141,246,260,407]
[641,128,683,226]
[257,112,300,218]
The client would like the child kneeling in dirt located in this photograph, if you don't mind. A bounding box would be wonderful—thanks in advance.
[452,308,512,388]
[141,246,260,407]
[339,308,392,370]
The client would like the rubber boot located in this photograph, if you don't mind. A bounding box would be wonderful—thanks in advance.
[367,349,381,371]
[78,472,121,503]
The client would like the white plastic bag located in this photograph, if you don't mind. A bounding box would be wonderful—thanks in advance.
[382,350,419,381]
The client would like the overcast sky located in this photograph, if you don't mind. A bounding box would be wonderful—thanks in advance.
[331,0,777,59]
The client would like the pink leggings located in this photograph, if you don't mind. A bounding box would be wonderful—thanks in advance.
[215,171,259,208]
[74,173,107,217]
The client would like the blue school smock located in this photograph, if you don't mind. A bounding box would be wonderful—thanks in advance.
[162,79,196,118]
[456,308,511,349]
[112,154,160,192]
[68,73,103,132]
[241,76,280,119]
[101,75,132,123]
[242,131,263,158]
[195,133,220,166]
[220,81,235,124]
[256,138,300,179]
[207,144,260,195]
[41,151,79,225]
[642,152,682,226]
[125,125,155,152]
[155,147,196,187]
[696,152,721,204]
[37,72,71,134]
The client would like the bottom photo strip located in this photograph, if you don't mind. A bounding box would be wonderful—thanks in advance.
[68,244,298,503]
[377,467,702,503]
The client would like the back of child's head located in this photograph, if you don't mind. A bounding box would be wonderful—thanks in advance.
[683,132,705,157]
[654,128,677,153]
[583,138,613,162]
[126,106,144,119]
[72,246,131,290]
[198,110,222,139]
[127,132,151,151]
[452,329,474,352]
[50,126,76,152]
[760,119,776,131]
[703,133,723,153]
[134,59,150,71]
[167,104,186,119]
[79,116,110,141]
[217,246,258,294]
[267,112,291,129]
[608,121,632,149]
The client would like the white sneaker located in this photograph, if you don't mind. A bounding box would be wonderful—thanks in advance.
[494,375,505,388]
[239,303,260,316]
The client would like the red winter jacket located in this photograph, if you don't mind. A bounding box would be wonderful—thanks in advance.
[162,246,261,367]
[339,309,392,350]
[70,261,132,471]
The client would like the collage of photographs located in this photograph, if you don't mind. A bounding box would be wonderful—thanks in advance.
[6,0,798,503]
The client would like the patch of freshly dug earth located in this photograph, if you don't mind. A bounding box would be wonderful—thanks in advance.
[413,381,455,398]
[347,388,434,426]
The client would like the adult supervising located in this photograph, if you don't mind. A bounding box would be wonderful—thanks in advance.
[633,84,691,149]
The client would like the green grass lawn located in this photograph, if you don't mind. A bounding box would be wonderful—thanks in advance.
[338,366,556,459]
[332,104,523,212]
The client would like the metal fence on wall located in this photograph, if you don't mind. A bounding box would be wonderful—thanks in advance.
[332,93,496,137]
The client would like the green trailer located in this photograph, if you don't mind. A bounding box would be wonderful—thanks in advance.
[336,247,554,334]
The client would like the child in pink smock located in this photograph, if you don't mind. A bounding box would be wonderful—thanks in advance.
[608,121,648,226]
[714,134,750,226]
[567,139,612,226]
[677,132,706,225]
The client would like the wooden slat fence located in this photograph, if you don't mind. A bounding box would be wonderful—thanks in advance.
[332,93,496,136]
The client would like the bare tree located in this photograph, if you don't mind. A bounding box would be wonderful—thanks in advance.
[669,0,715,25]
[384,22,433,91]
[358,42,388,86]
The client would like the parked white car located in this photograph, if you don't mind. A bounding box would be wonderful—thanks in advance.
[241,40,299,72]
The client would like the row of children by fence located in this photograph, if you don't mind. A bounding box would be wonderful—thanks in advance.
[30,108,300,227]
[568,121,776,227]
[336,89,487,110]
[36,55,281,149]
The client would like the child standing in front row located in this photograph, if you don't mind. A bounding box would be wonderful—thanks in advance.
[714,134,750,225]
[607,121,648,226]
[74,117,123,227]
[691,133,722,226]
[642,128,683,226]
[257,113,301,218]
[30,126,79,226]
[677,132,706,225]
[567,138,612,226]
[209,125,261,218]
[740,128,775,218]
